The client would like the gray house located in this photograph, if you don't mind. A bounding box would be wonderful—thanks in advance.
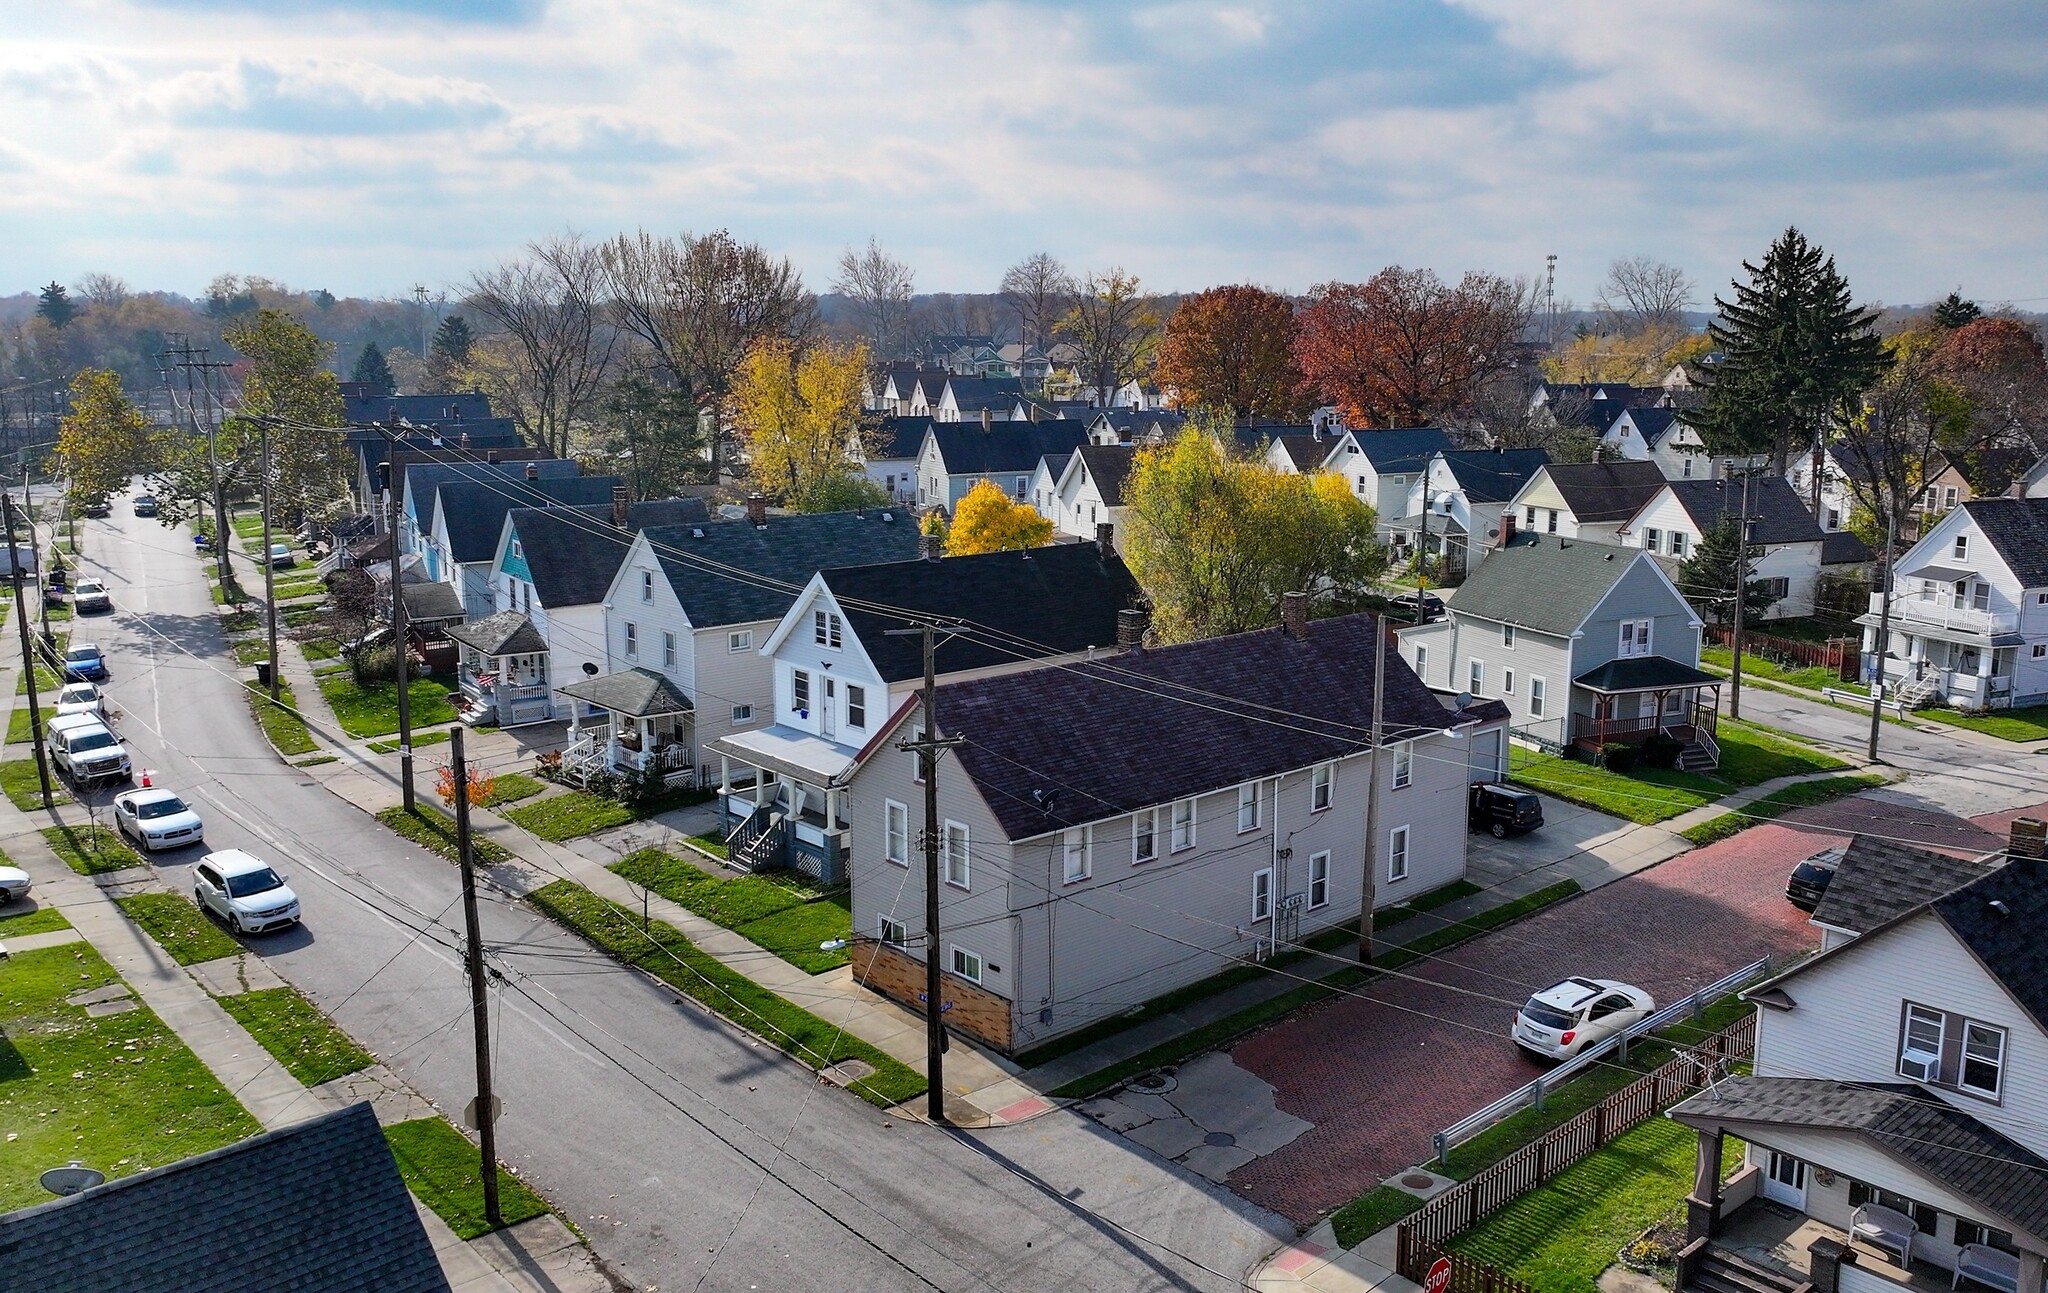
[839,608,1501,1054]
[1400,532,1720,768]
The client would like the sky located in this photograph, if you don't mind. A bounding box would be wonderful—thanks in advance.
[4,0,2048,310]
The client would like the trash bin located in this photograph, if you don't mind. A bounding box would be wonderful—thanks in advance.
[255,660,274,688]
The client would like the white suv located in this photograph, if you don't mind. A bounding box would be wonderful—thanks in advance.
[1513,978,1655,1059]
[45,713,131,786]
[193,850,301,935]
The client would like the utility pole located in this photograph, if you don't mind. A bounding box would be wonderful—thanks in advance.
[887,620,964,1125]
[4,492,51,808]
[413,284,433,364]
[1729,467,1753,720]
[386,488,416,811]
[1868,504,1898,761]
[258,417,280,701]
[449,727,502,1229]
[1544,253,1558,348]
[1357,612,1388,964]
[159,338,235,584]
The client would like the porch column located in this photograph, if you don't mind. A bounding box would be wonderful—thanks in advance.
[718,753,731,795]
[1685,1128,1723,1241]
[2017,1249,2044,1293]
[754,772,768,808]
[822,787,838,831]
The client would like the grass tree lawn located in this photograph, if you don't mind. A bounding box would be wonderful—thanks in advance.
[42,825,143,876]
[1702,646,1853,694]
[0,944,262,1211]
[1679,773,1888,846]
[0,902,69,937]
[476,772,545,808]
[0,758,69,810]
[244,680,318,756]
[315,674,457,739]
[1917,704,2048,742]
[375,804,511,864]
[1509,722,1847,825]
[502,789,634,842]
[383,1117,550,1239]
[611,848,852,973]
[217,987,376,1087]
[115,893,242,965]
[1714,719,1851,783]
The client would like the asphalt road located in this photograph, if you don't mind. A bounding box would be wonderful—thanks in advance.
[63,497,1291,1293]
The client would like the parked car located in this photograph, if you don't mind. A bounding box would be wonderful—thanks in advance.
[1469,782,1544,838]
[1513,978,1655,1059]
[44,713,130,786]
[1785,845,1846,912]
[267,543,295,568]
[53,681,105,719]
[113,787,205,851]
[1387,591,1447,623]
[193,850,301,934]
[71,579,111,614]
[0,864,30,905]
[80,500,111,519]
[61,643,109,682]
[132,494,158,517]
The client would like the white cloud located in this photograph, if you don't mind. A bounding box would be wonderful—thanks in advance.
[163,57,504,134]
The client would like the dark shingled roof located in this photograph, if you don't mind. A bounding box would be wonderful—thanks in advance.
[1666,476,1826,546]
[1669,1077,2048,1241]
[1961,497,2048,588]
[1073,444,1137,504]
[433,475,622,563]
[940,375,1025,413]
[0,1102,448,1293]
[447,609,548,656]
[557,666,693,716]
[401,460,581,528]
[1932,861,2048,1035]
[1619,406,1679,447]
[645,510,923,629]
[1540,460,1671,523]
[1439,448,1553,503]
[1272,434,1339,471]
[400,581,465,621]
[1444,533,1654,635]
[1810,834,1993,935]
[1348,427,1452,472]
[343,391,493,425]
[928,420,1090,477]
[504,500,710,610]
[874,415,936,459]
[820,543,1140,685]
[1821,529,1875,565]
[1090,409,1189,444]
[931,613,1452,838]
[1573,656,1718,692]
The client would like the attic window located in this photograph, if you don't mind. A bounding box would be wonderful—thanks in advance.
[511,541,523,560]
[1954,534,1969,561]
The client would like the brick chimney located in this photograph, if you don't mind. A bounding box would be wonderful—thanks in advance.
[612,484,630,528]
[745,493,767,527]
[1028,402,1042,423]
[1280,591,1310,641]
[1116,608,1148,652]
[980,407,993,432]
[485,449,500,465]
[1095,522,1115,559]
[525,461,539,481]
[1498,510,1517,548]
[919,533,944,561]
[2010,817,2047,860]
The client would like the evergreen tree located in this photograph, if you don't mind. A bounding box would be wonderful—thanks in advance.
[1685,228,1887,469]
[1930,292,1982,331]
[1679,516,1782,627]
[427,315,475,388]
[36,281,76,329]
[351,341,395,393]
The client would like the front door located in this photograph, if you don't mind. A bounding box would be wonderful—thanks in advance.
[820,677,836,740]
[1762,1150,1807,1208]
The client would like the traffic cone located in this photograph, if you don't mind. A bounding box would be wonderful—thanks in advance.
[139,769,152,788]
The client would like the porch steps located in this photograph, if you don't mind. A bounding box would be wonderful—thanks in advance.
[1689,1247,1811,1293]
[1677,740,1718,772]
[1894,675,1942,709]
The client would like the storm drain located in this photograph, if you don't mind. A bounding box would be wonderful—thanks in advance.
[819,1059,876,1087]
[1203,1131,1237,1147]
[1127,1069,1178,1095]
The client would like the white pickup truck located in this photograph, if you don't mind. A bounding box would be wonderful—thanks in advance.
[45,713,131,786]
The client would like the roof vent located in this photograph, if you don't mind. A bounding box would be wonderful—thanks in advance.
[1604,553,1614,560]
[690,527,705,539]
[1990,899,2013,917]
[881,511,895,523]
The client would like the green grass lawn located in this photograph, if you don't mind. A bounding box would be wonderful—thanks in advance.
[1450,1117,1702,1293]
[0,944,262,1211]
[1374,879,1482,931]
[315,673,457,739]
[683,830,730,859]
[301,637,340,661]
[384,1117,550,1239]
[1701,646,1849,693]
[231,639,274,667]
[1510,749,1719,824]
[611,848,852,973]
[115,893,242,965]
[476,772,545,807]
[1332,1188,1427,1250]
[1713,720,1850,785]
[0,757,69,809]
[18,660,63,696]
[527,881,924,1107]
[503,789,635,841]
[1917,704,2048,742]
[6,706,35,745]
[0,902,70,937]
[42,825,142,876]
[1679,773,1888,846]
[230,514,267,539]
[244,680,318,756]
[217,987,376,1087]
[365,728,452,755]
[375,804,512,864]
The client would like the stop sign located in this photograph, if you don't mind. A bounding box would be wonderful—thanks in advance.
[1423,1256,1453,1293]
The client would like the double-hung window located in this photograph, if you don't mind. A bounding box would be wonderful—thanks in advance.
[792,670,811,713]
[814,610,843,649]
[1062,826,1091,883]
[1237,783,1260,832]
[1898,1004,1945,1082]
[884,801,908,866]
[1502,667,1515,695]
[640,570,654,602]
[662,631,676,668]
[1392,744,1413,789]
[943,822,970,888]
[1469,659,1484,692]
[879,915,908,947]
[1132,809,1157,863]
[729,629,752,653]
[1311,763,1333,812]
[1954,534,1970,561]
[1670,531,1688,558]
[1414,644,1429,682]
[1308,852,1330,909]
[1170,799,1196,851]
[1251,867,1273,921]
[623,622,638,658]
[1387,826,1410,882]
[1644,527,1661,553]
[1502,623,1515,649]
[1530,676,1547,717]
[1962,1020,2007,1097]
[846,684,866,729]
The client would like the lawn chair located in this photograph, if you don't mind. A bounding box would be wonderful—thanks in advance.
[1953,1244,2019,1293]
[1851,1203,1916,1267]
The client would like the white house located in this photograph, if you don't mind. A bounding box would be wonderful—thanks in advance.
[425,474,620,619]
[1038,444,1135,542]
[1334,428,1454,531]
[1620,476,1832,620]
[1390,448,1552,578]
[1502,460,1670,547]
[934,376,1024,423]
[915,418,1091,513]
[1601,407,1713,482]
[853,415,932,504]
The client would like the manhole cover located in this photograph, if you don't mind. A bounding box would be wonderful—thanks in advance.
[1401,1173,1435,1189]
[1128,1070,1177,1094]
[1204,1131,1236,1147]
[818,1059,876,1087]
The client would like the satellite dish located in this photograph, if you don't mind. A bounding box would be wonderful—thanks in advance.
[1454,691,1473,711]
[40,1161,104,1197]
[582,662,599,676]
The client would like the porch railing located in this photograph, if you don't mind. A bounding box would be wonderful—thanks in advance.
[726,804,786,873]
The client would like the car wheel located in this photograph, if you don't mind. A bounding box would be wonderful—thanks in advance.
[0,889,14,906]
[1491,822,1508,839]
[230,913,247,936]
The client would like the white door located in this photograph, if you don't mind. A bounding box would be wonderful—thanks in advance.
[1762,1151,1807,1208]
[820,678,836,740]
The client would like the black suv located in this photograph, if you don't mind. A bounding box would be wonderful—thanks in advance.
[1469,783,1543,838]
[1785,846,1844,911]
[1387,592,1447,623]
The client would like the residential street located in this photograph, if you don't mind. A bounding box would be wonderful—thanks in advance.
[61,503,1293,1293]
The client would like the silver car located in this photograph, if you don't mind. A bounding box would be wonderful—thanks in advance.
[113,787,206,851]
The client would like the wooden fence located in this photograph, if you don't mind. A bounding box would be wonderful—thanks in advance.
[1704,625,1859,680]
[1395,1011,1756,1281]
[1393,1244,1543,1293]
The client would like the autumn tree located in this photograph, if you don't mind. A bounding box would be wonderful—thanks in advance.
[946,479,1054,554]
[1155,285,1304,420]
[831,237,916,356]
[351,340,395,392]
[295,567,383,684]
[1122,422,1387,642]
[1928,316,2048,493]
[1830,328,1969,545]
[1000,253,1076,354]
[56,369,156,508]
[464,232,617,457]
[1295,267,1529,427]
[731,337,873,509]
[1059,268,1160,405]
[222,308,352,528]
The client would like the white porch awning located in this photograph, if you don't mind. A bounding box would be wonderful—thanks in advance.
[708,725,862,787]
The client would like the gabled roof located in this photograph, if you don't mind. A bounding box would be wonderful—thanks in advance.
[927,420,1090,477]
[557,665,693,716]
[939,375,1024,412]
[881,366,950,399]
[1616,406,1679,447]
[817,543,1140,684]
[1960,497,2048,587]
[1438,448,1553,503]
[1348,427,1452,472]
[1664,477,1827,546]
[1446,533,1665,636]
[504,500,708,609]
[1090,409,1188,444]
[433,475,621,564]
[873,415,935,460]
[644,510,923,628]
[1538,460,1670,523]
[447,609,548,656]
[343,391,492,425]
[400,581,465,621]
[400,460,581,526]
[1271,434,1339,472]
[1931,860,2048,1035]
[1821,530,1875,565]
[926,612,1457,838]
[1668,1077,2048,1242]
[1809,834,1994,936]
[1071,444,1137,504]
[0,1102,448,1293]
[352,425,526,481]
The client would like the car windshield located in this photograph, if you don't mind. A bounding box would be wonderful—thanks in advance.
[226,868,285,898]
[136,797,189,819]
[76,582,103,593]
[59,687,94,704]
[69,731,116,753]
[65,648,98,663]
[1521,1000,1579,1031]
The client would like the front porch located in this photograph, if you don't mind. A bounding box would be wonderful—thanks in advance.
[1706,1202,1963,1293]
[1570,656,1723,770]
[703,726,861,885]
[552,667,697,790]
[445,610,554,728]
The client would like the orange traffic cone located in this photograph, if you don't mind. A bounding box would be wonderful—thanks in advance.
[139,769,152,788]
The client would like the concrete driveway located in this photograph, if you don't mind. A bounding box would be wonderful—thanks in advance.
[1464,790,1689,894]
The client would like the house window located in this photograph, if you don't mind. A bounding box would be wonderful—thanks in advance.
[1825,507,1840,531]
[1954,534,1969,561]
[1954,1222,2018,1256]
[1251,867,1273,921]
[814,610,843,649]
[1546,510,1557,534]
[1620,618,1652,657]
[793,670,811,712]
[511,541,523,560]
[911,727,926,783]
[1238,783,1261,832]
[1312,763,1333,812]
[1925,486,1940,509]
[1502,623,1515,649]
[623,622,638,657]
[640,570,654,602]
[950,946,983,983]
[1530,676,1547,717]
[1961,1020,2007,1097]
[1171,798,1196,851]
[1063,826,1091,883]
[1014,476,1028,499]
[731,703,753,724]
[846,684,866,729]
[2037,592,2048,605]
[1922,580,1938,602]
[1954,579,1970,610]
[1757,577,1790,599]
[885,801,908,866]
[1308,852,1330,909]
[1502,667,1515,695]
[662,631,676,668]
[1644,526,1661,553]
[1469,659,1484,692]
[1133,809,1157,863]
[1899,1003,1945,1081]
[943,822,970,887]
[1974,582,1991,612]
[1670,531,1687,558]
[1392,744,1413,789]
[1414,644,1429,682]
[1681,457,1694,478]
[1846,1183,1939,1235]
[1387,826,1410,882]
[879,915,908,947]
[1945,487,1960,508]
[1524,506,1536,528]
[729,629,752,653]
[2035,645,2046,659]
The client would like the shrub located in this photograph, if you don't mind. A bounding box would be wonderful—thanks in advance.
[1639,732,1683,769]
[1601,742,1640,773]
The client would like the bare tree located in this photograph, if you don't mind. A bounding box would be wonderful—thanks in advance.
[75,273,130,308]
[831,237,915,357]
[1596,256,1694,336]
[464,232,617,458]
[1059,268,1161,405]
[1000,253,1076,352]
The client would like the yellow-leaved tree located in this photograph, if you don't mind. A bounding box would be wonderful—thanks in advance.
[946,479,1054,554]
[730,337,880,510]
[57,368,157,509]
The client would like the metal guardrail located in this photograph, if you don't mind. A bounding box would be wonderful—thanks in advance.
[1826,686,1904,715]
[1431,956,1770,1163]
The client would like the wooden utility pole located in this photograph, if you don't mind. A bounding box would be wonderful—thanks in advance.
[386,488,416,811]
[450,727,502,1228]
[1729,468,1753,720]
[258,417,280,701]
[4,492,51,807]
[887,620,963,1124]
[1357,612,1387,964]
[1868,505,1898,762]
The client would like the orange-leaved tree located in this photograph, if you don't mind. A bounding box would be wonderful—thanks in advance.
[946,479,1053,555]
[1295,267,1527,427]
[1155,285,1305,420]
